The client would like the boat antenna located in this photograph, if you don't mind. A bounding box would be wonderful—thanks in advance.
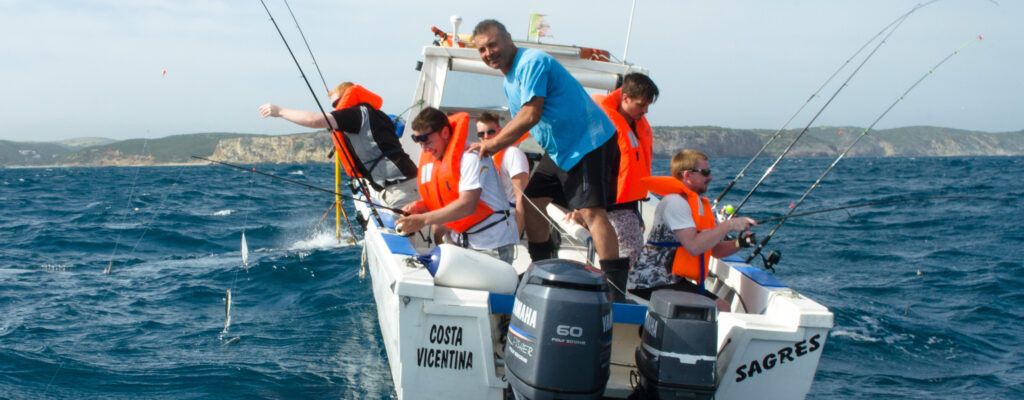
[622,0,638,63]
[725,2,926,218]
[745,35,981,265]
[257,0,387,227]
[281,0,330,94]
[712,1,938,209]
[192,156,408,216]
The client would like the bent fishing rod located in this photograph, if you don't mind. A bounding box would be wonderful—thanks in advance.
[725,1,936,217]
[257,0,386,227]
[277,0,359,242]
[192,156,408,216]
[745,35,981,265]
[713,0,938,209]
[753,195,977,224]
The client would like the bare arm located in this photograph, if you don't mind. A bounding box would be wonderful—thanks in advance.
[469,96,544,157]
[396,189,482,233]
[510,172,529,236]
[258,103,338,130]
[673,217,756,258]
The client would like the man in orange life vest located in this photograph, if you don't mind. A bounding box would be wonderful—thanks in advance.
[591,73,659,299]
[397,107,519,264]
[258,82,418,207]
[629,150,757,301]
[476,111,529,238]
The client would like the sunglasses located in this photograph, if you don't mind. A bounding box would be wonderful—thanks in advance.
[411,130,438,143]
[691,168,712,177]
[477,129,497,138]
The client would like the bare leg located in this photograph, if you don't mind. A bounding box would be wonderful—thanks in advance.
[524,196,553,243]
[577,206,618,260]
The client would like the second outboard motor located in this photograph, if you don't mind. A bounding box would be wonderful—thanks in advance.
[505,259,613,400]
[634,290,717,399]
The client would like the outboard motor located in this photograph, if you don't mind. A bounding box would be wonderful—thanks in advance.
[634,290,717,399]
[505,259,613,400]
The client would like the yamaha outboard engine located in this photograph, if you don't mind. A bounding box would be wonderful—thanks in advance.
[505,259,613,400]
[634,290,717,399]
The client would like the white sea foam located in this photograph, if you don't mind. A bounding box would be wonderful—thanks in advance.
[213,209,234,216]
[288,230,354,251]
[831,329,881,343]
[288,170,304,176]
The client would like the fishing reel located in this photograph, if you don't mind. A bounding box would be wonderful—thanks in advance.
[757,249,782,273]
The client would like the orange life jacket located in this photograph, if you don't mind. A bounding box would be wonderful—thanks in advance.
[416,112,497,233]
[641,176,716,283]
[593,89,653,205]
[331,85,384,178]
[492,132,530,176]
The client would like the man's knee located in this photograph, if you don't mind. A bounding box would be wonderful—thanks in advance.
[576,206,608,222]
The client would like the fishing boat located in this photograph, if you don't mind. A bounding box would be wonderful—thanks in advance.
[347,23,833,400]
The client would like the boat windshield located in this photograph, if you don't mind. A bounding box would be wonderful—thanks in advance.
[440,71,508,114]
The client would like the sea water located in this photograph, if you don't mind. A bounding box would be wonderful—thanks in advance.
[1,157,1022,398]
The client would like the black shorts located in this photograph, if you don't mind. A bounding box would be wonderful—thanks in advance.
[523,135,617,211]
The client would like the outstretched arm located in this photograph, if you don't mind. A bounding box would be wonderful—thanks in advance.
[258,103,338,130]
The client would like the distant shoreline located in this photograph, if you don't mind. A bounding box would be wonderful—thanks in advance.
[2,162,207,169]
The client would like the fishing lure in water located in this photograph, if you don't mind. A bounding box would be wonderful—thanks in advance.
[241,231,249,267]
[223,289,232,334]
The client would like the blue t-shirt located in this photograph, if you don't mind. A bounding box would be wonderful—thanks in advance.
[503,48,615,170]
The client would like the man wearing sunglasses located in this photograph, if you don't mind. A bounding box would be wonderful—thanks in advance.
[258,82,418,207]
[628,150,757,302]
[476,111,529,238]
[471,20,627,288]
[397,107,518,263]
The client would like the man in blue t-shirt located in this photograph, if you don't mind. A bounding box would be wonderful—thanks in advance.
[468,19,629,300]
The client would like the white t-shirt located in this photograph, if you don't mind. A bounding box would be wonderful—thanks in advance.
[448,150,519,250]
[497,146,530,204]
[627,193,699,290]
[658,194,697,231]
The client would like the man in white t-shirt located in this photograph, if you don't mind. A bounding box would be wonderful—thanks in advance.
[397,107,518,263]
[628,149,756,300]
[476,111,529,238]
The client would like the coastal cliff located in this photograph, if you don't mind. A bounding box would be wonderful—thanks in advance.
[3,126,1023,167]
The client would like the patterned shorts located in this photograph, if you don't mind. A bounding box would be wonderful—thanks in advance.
[607,209,643,265]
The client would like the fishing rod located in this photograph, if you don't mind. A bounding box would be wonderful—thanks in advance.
[281,0,330,94]
[725,1,935,217]
[277,0,360,243]
[753,195,976,224]
[745,35,982,265]
[712,0,938,209]
[257,0,386,228]
[192,156,408,216]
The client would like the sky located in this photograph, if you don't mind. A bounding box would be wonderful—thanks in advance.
[1,0,1020,142]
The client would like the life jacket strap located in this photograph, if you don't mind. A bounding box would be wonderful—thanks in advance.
[457,210,512,248]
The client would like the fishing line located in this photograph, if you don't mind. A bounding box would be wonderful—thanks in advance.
[192,156,407,215]
[281,0,330,95]
[223,167,257,337]
[105,140,148,274]
[726,1,933,217]
[123,165,190,260]
[257,0,386,228]
[746,35,982,264]
[753,195,978,224]
[278,0,363,244]
[712,0,939,209]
